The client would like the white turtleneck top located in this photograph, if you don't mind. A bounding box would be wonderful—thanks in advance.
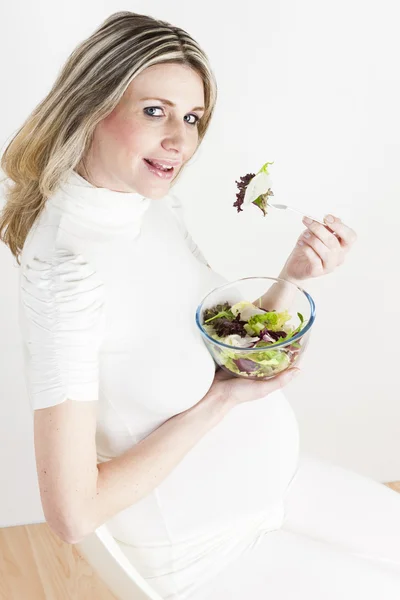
[19,171,300,600]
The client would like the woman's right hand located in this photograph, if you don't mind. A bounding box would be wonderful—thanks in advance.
[209,366,301,409]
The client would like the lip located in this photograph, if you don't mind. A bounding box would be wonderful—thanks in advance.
[143,159,176,181]
[145,158,182,167]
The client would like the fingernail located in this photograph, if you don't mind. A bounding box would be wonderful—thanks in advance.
[324,214,335,223]
[303,217,313,225]
[303,231,311,238]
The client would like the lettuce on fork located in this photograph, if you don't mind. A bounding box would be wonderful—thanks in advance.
[202,300,306,378]
[233,161,274,216]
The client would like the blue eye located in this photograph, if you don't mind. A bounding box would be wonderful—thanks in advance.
[144,107,164,117]
[184,114,200,126]
[144,107,200,126]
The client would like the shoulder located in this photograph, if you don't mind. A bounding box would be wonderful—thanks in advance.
[20,207,105,340]
[20,201,63,267]
[20,198,104,298]
[20,248,105,338]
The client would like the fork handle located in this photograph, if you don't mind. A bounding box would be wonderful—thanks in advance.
[283,206,326,227]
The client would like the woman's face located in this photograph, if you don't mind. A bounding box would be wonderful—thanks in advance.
[83,63,205,198]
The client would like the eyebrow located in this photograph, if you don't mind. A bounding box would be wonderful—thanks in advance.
[139,97,205,112]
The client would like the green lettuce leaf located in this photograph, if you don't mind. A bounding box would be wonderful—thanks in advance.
[247,310,292,333]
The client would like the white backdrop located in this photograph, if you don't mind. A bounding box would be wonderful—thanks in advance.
[1,0,399,528]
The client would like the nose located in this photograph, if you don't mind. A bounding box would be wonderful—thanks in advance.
[161,117,186,155]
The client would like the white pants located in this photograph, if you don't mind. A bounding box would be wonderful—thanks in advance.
[192,453,400,599]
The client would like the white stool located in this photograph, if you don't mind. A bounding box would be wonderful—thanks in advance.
[76,524,164,600]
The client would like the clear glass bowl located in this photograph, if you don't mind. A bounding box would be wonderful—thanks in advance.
[195,277,316,380]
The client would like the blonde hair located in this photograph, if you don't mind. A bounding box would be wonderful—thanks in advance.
[0,11,217,261]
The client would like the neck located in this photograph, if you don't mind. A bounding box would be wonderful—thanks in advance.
[46,170,151,234]
[76,158,138,194]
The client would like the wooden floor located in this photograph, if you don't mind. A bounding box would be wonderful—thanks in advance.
[1,481,400,600]
[0,522,117,600]
[385,481,400,493]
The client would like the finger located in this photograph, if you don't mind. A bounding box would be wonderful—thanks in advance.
[323,215,357,249]
[215,368,227,380]
[214,367,232,381]
[296,240,324,273]
[252,367,301,395]
[299,231,337,270]
[270,367,301,389]
[302,217,341,252]
[216,366,300,387]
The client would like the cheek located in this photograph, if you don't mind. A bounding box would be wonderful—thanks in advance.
[100,112,145,157]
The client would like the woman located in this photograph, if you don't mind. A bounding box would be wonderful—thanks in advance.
[1,11,399,600]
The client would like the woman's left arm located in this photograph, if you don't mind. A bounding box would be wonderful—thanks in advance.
[258,214,358,310]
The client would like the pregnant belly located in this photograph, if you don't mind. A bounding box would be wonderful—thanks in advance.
[108,391,300,546]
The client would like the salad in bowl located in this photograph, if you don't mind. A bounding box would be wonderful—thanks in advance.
[196,277,316,380]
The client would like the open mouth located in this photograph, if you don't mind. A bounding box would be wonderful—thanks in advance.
[143,159,176,180]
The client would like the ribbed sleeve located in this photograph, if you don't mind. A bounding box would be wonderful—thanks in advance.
[19,249,105,410]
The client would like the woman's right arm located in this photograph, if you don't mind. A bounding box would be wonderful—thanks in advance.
[23,248,299,544]
[35,366,298,545]
[34,382,229,544]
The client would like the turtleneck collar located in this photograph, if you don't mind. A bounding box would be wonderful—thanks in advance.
[48,170,152,233]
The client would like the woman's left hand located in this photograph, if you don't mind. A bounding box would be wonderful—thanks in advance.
[280,214,357,282]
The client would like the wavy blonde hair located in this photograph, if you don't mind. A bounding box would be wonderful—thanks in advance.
[0,11,217,261]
